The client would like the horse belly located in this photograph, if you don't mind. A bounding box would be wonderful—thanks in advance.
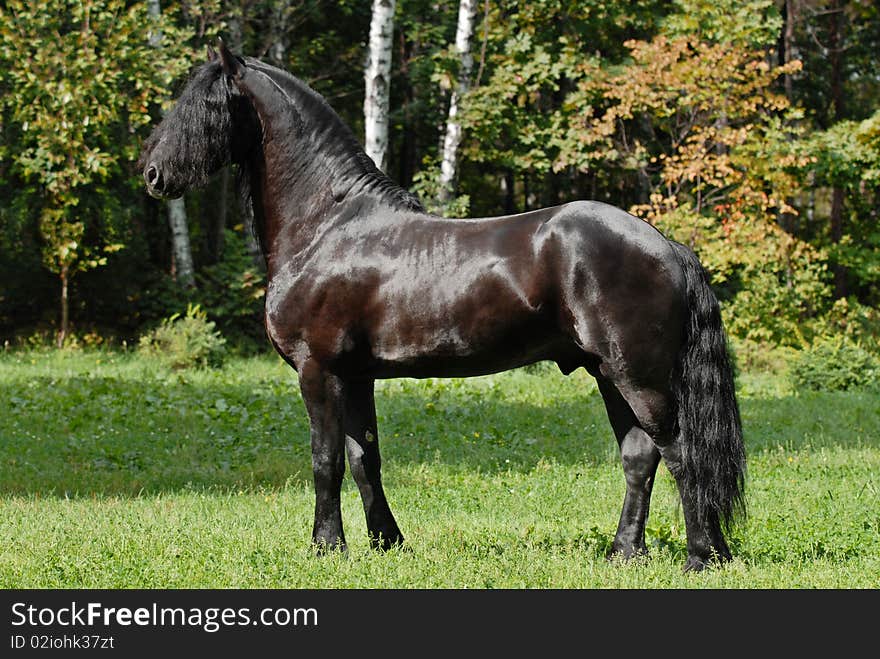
[366,277,561,379]
[368,318,565,378]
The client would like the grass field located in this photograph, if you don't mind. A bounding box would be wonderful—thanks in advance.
[1,350,878,588]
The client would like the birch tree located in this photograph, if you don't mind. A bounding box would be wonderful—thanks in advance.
[437,0,479,208]
[147,0,195,289]
[364,0,396,171]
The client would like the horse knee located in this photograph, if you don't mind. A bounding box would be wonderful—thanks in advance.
[312,449,345,487]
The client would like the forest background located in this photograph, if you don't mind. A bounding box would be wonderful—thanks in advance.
[1,0,878,370]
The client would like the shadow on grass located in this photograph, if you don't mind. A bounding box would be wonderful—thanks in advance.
[3,367,877,498]
[1,370,614,497]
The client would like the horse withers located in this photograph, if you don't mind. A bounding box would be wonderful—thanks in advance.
[138,40,746,572]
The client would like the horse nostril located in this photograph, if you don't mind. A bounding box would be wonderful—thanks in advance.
[145,164,163,191]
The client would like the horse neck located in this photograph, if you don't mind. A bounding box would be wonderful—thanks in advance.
[240,63,421,263]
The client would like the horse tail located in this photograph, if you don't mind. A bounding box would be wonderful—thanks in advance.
[668,240,746,531]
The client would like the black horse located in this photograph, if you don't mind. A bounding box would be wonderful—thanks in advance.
[139,41,745,572]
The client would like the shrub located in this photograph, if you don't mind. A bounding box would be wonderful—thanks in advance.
[138,304,227,370]
[789,338,880,392]
[810,297,880,350]
[728,338,798,375]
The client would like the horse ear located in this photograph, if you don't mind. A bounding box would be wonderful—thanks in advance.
[206,44,218,62]
[217,37,243,78]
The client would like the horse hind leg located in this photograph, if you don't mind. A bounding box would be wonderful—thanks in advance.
[655,440,732,571]
[597,377,661,560]
[343,379,405,551]
[610,376,732,571]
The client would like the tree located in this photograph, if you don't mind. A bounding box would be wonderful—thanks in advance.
[0,0,193,345]
[804,110,880,305]
[364,0,396,170]
[458,0,670,215]
[560,34,822,344]
[436,0,480,210]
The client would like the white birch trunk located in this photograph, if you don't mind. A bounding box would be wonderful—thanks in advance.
[438,0,479,206]
[147,0,195,287]
[167,199,195,286]
[364,0,396,171]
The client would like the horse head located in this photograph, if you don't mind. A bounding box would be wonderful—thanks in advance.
[138,39,258,200]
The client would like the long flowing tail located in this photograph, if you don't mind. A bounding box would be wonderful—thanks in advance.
[668,240,746,531]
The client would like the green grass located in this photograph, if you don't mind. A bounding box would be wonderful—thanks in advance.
[1,350,878,588]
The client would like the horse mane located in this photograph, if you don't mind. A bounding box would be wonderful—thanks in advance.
[237,58,424,222]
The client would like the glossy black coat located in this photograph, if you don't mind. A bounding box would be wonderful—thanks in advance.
[139,43,746,571]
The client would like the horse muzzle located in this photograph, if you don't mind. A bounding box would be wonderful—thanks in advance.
[143,163,182,199]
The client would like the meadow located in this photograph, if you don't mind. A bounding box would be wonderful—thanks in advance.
[1,350,877,588]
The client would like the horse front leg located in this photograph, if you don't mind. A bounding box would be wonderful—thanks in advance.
[298,360,347,552]
[343,379,405,550]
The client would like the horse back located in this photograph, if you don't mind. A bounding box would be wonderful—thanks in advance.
[264,199,684,379]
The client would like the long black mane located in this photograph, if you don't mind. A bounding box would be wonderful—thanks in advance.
[234,58,424,249]
[245,59,423,210]
[138,62,241,194]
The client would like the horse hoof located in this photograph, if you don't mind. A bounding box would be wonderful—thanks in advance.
[683,555,707,572]
[606,542,648,563]
[683,550,730,572]
[313,539,348,556]
[370,533,407,552]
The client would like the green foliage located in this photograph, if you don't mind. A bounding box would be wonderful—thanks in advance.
[722,257,833,347]
[663,0,782,48]
[728,339,797,376]
[0,0,202,343]
[789,338,880,392]
[810,297,880,347]
[0,0,877,353]
[0,0,193,278]
[801,111,880,296]
[138,304,227,370]
[410,157,471,217]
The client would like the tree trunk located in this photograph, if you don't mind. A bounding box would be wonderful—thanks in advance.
[168,198,195,287]
[57,265,69,348]
[502,169,515,214]
[148,0,196,288]
[830,186,846,298]
[364,0,396,171]
[437,0,479,209]
[828,0,847,298]
[776,1,797,239]
[779,0,795,100]
[397,31,416,189]
[269,0,290,67]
